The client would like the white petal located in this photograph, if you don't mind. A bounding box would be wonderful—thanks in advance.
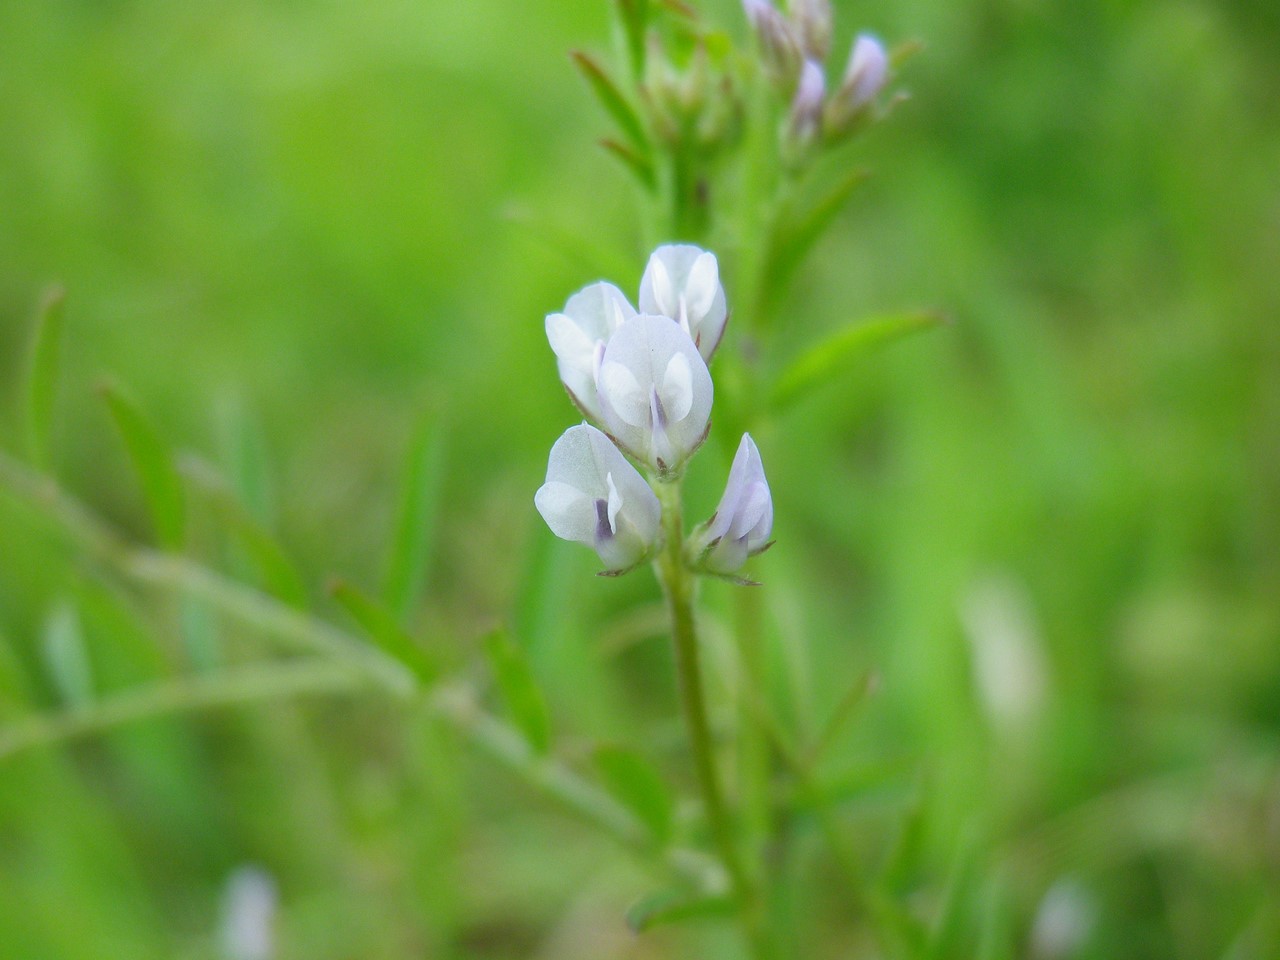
[648,255,677,318]
[534,481,596,543]
[599,361,649,428]
[546,312,598,374]
[605,472,622,534]
[661,352,693,423]
[684,252,720,321]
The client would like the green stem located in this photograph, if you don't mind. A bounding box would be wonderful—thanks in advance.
[0,450,724,888]
[653,478,773,957]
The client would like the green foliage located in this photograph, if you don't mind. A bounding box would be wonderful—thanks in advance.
[330,579,436,686]
[593,743,674,843]
[24,286,65,472]
[99,382,186,550]
[0,0,1276,957]
[483,629,552,755]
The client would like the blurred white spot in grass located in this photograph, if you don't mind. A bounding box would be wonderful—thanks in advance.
[221,866,277,960]
[960,575,1048,731]
[1030,878,1097,959]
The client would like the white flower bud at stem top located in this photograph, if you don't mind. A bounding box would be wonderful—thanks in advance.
[535,424,662,573]
[598,314,714,475]
[742,0,803,89]
[788,0,833,61]
[638,244,729,362]
[545,282,638,421]
[690,433,773,574]
[827,33,888,131]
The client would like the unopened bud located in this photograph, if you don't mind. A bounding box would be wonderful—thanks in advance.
[786,58,826,150]
[788,0,833,61]
[825,33,888,134]
[742,0,803,92]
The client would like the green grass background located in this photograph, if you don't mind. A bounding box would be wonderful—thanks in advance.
[1,0,1278,957]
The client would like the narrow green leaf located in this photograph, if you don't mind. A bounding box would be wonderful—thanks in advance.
[382,414,446,623]
[926,828,984,960]
[805,668,879,771]
[100,381,186,549]
[626,889,735,932]
[770,310,949,412]
[41,601,93,709]
[181,456,308,608]
[483,629,551,754]
[600,137,657,191]
[594,744,673,843]
[330,579,436,686]
[614,0,649,79]
[764,168,872,297]
[180,595,221,671]
[570,50,651,155]
[24,285,67,470]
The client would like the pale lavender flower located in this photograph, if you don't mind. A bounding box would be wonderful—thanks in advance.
[545,282,638,420]
[597,314,714,474]
[638,244,728,362]
[690,434,773,574]
[787,59,826,148]
[827,33,888,131]
[535,423,662,572]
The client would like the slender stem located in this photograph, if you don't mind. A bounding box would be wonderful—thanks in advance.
[653,478,774,957]
[0,450,724,887]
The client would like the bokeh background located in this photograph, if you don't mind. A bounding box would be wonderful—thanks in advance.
[2,0,1278,957]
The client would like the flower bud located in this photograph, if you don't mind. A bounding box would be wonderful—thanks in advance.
[689,433,773,574]
[742,0,803,91]
[788,0,833,62]
[826,33,888,134]
[786,59,826,151]
[545,282,637,421]
[597,314,713,475]
[535,424,662,573]
[638,244,728,361]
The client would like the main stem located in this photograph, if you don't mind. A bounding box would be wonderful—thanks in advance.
[654,478,770,957]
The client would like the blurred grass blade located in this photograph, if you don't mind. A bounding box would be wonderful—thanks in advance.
[805,668,878,771]
[594,744,673,843]
[330,579,436,686]
[570,50,650,155]
[765,169,871,298]
[483,629,551,754]
[214,392,276,525]
[926,828,983,960]
[626,889,735,932]
[382,414,446,623]
[600,137,657,191]
[614,0,649,79]
[180,596,221,671]
[24,285,67,471]
[770,310,948,412]
[100,381,186,549]
[41,601,93,709]
[181,456,308,608]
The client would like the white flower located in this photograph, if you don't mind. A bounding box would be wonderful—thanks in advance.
[827,33,888,131]
[690,433,773,573]
[545,281,638,420]
[638,245,728,362]
[534,423,662,572]
[597,314,714,474]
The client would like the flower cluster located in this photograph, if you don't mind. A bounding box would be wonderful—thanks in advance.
[742,0,890,150]
[535,245,773,577]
